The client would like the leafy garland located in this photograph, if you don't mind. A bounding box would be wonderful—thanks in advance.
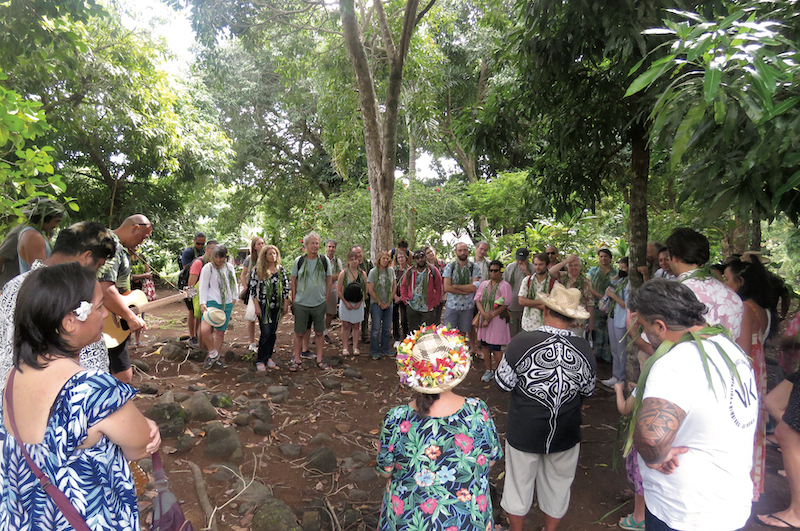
[215,263,237,303]
[396,325,470,391]
[255,266,289,324]
[299,255,327,290]
[374,267,393,305]
[623,324,746,456]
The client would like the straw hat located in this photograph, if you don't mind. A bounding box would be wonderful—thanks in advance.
[740,251,770,265]
[203,308,227,328]
[396,325,471,394]
[536,283,590,320]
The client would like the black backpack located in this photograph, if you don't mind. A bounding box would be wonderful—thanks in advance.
[343,277,363,303]
[297,253,330,276]
[178,257,205,289]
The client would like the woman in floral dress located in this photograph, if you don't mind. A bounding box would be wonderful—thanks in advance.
[249,244,291,371]
[378,325,502,531]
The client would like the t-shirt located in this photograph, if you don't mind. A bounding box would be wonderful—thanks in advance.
[474,258,489,283]
[495,326,596,453]
[189,257,206,277]
[502,262,532,312]
[443,261,479,310]
[181,245,201,268]
[367,266,395,306]
[97,232,131,293]
[291,255,331,307]
[198,261,237,306]
[639,334,757,531]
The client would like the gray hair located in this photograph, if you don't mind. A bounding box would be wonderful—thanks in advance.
[303,231,321,246]
[325,239,337,246]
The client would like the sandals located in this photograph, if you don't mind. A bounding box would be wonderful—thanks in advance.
[267,359,277,369]
[353,348,361,356]
[342,348,350,357]
[289,361,300,372]
[618,514,645,531]
[317,361,330,370]
[758,514,800,529]
[256,362,267,373]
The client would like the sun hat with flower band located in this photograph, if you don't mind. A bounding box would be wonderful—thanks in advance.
[396,325,471,394]
[536,282,590,320]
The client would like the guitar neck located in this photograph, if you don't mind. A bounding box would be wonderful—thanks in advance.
[130,291,192,315]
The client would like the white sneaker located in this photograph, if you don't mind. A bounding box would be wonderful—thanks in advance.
[601,376,620,387]
[248,342,258,352]
[481,369,494,382]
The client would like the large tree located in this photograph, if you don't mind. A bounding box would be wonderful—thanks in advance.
[175,0,436,257]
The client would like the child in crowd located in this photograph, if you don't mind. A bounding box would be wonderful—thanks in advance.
[615,381,645,531]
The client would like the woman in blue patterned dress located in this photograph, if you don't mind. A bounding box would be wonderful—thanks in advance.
[378,326,503,531]
[0,262,160,530]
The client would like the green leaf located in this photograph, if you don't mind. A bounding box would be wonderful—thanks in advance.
[625,58,673,97]
[670,102,707,169]
[774,169,800,201]
[703,68,721,104]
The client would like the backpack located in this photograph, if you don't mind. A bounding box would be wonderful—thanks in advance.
[178,257,205,290]
[297,253,329,276]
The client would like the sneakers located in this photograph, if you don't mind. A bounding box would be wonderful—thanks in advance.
[481,369,494,383]
[188,337,199,348]
[248,342,258,352]
[601,376,620,387]
[300,350,315,360]
[203,351,227,370]
[371,353,381,360]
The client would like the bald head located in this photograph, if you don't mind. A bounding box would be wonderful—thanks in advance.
[115,214,152,250]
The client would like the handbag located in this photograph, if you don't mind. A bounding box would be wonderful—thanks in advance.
[240,286,250,304]
[597,293,612,314]
[4,369,92,531]
[151,452,194,531]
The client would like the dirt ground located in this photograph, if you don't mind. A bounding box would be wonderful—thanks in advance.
[130,286,792,531]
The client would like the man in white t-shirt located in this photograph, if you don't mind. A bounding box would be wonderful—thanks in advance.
[630,279,757,531]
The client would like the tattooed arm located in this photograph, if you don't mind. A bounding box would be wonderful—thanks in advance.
[634,397,689,474]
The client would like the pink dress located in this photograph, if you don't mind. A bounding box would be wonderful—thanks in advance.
[474,280,512,346]
[745,299,768,501]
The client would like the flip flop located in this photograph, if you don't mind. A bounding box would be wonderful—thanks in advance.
[758,514,800,529]
[256,362,267,372]
[317,361,330,370]
[289,361,299,372]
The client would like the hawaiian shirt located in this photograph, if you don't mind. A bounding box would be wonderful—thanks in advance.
[678,269,744,341]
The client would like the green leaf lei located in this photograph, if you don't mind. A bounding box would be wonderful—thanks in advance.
[299,255,326,290]
[623,324,746,456]
[679,265,715,282]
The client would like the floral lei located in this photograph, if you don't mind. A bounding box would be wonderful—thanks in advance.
[396,325,470,391]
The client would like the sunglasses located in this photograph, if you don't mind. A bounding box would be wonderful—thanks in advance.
[546,252,557,255]
[489,268,501,272]
[413,254,425,258]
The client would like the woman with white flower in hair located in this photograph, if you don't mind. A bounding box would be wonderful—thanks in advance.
[377,326,503,531]
[0,262,159,530]
[198,244,237,370]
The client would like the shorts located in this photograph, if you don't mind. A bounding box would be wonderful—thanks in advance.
[500,441,580,519]
[184,298,194,313]
[203,301,233,332]
[108,338,131,374]
[481,340,502,352]
[293,301,327,334]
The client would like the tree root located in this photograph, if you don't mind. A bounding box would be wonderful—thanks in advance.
[186,460,218,531]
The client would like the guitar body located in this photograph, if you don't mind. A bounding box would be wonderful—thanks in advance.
[102,288,196,349]
[103,290,149,349]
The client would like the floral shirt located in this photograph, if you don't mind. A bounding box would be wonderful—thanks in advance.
[0,371,139,531]
[377,398,502,531]
[518,274,552,332]
[442,261,479,311]
[587,265,617,310]
[678,270,744,342]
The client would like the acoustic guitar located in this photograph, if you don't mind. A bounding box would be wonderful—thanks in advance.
[103,288,195,348]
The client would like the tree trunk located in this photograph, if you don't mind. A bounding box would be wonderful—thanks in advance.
[341,0,423,261]
[628,127,649,289]
[407,119,417,248]
[750,207,761,251]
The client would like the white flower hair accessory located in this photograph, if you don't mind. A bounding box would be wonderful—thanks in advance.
[74,301,92,322]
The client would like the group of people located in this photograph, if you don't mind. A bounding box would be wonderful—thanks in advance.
[0,212,161,529]
[0,207,797,531]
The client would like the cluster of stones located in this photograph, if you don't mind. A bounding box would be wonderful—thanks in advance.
[137,340,384,531]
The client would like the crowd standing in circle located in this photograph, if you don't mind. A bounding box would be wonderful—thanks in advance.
[1,212,797,531]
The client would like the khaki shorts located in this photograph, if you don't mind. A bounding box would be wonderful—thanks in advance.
[500,441,580,519]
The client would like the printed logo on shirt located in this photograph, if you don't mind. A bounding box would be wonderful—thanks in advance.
[728,357,758,429]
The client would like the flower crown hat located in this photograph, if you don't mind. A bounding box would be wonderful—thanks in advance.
[396,325,471,394]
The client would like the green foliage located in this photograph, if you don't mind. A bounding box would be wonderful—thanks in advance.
[627,3,800,223]
[0,74,75,231]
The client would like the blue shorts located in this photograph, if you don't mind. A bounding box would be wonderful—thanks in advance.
[204,300,233,331]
